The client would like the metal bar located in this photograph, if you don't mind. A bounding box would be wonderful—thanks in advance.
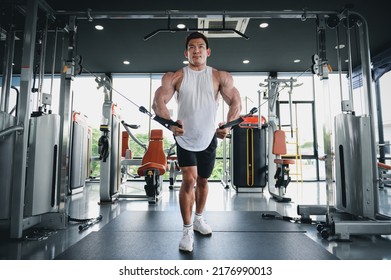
[121,122,147,151]
[334,221,391,239]
[0,125,23,138]
[288,81,293,137]
[58,16,76,205]
[144,27,249,41]
[311,89,320,180]
[335,26,345,108]
[221,100,229,188]
[54,9,339,20]
[118,194,148,199]
[1,26,16,113]
[50,28,58,96]
[375,81,385,163]
[37,14,49,108]
[37,0,55,20]
[345,10,355,111]
[357,13,380,217]
[10,0,39,239]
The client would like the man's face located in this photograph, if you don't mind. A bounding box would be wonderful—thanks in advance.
[184,38,211,66]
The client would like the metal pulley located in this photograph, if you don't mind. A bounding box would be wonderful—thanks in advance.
[311,54,320,75]
[74,55,83,75]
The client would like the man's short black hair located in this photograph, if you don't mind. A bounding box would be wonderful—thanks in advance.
[185,32,209,50]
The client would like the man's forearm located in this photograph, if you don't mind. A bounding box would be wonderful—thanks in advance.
[152,100,171,120]
[226,101,242,123]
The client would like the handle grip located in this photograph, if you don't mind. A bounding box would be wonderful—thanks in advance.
[219,107,258,129]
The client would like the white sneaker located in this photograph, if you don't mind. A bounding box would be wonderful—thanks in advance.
[193,216,212,235]
[179,226,194,252]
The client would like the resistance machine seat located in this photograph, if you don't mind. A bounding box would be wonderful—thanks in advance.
[137,129,166,204]
[272,129,295,202]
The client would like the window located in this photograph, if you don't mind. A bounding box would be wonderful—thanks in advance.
[378,71,391,164]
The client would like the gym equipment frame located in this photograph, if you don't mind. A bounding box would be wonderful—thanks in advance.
[297,12,391,240]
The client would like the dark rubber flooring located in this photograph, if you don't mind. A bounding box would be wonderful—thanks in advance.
[55,211,338,260]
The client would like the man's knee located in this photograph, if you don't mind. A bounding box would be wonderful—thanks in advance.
[196,176,208,187]
[181,168,197,190]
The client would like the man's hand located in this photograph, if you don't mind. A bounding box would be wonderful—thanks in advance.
[170,120,184,136]
[216,122,230,139]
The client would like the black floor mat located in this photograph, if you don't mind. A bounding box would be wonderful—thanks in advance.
[55,210,337,260]
[55,231,337,260]
[99,211,305,232]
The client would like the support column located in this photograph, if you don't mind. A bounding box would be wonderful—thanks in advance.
[1,25,16,113]
[10,0,39,239]
[58,16,77,206]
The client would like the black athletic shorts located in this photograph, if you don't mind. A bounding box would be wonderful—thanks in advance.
[176,135,218,179]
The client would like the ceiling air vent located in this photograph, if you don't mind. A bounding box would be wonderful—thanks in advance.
[197,17,249,38]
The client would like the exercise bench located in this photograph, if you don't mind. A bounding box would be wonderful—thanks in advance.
[137,129,167,204]
[271,129,295,202]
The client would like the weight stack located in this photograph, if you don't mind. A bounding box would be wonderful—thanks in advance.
[69,111,91,194]
[24,113,60,216]
[230,116,267,192]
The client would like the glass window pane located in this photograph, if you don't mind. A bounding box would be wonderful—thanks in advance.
[279,102,315,157]
[277,73,314,101]
[112,74,152,134]
[379,71,391,158]
[72,76,103,128]
[232,73,269,116]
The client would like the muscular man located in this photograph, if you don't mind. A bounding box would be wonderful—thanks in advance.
[152,32,242,252]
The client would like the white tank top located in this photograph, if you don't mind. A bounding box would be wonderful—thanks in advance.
[176,66,218,151]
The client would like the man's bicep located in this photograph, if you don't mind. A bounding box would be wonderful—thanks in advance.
[219,72,238,100]
[221,85,241,106]
[155,74,176,103]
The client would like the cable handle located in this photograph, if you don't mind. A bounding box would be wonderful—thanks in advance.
[219,107,258,129]
[78,215,103,232]
[121,120,140,129]
[139,106,182,129]
[153,115,182,129]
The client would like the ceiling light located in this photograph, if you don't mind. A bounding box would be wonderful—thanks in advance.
[177,23,186,29]
[243,60,250,64]
[123,60,130,65]
[335,44,345,49]
[345,59,349,63]
[183,60,189,65]
[259,23,269,28]
[95,25,104,31]
[294,59,301,63]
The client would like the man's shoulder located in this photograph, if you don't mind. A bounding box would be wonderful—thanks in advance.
[161,69,184,90]
[211,67,231,80]
[163,69,184,80]
[211,67,229,74]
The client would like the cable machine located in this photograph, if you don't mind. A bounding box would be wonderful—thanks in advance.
[0,0,103,239]
[262,76,298,202]
[0,0,69,239]
[297,11,391,239]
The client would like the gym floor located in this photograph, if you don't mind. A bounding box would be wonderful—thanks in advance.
[1,179,391,260]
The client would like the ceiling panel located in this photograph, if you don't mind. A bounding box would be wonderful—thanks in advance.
[1,0,389,75]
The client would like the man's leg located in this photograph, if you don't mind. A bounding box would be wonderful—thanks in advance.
[179,166,197,225]
[193,176,212,235]
[195,176,209,215]
[194,135,216,228]
[178,166,197,252]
